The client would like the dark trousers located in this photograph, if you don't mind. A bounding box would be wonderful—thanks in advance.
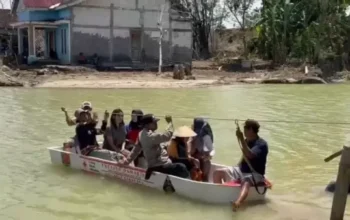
[170,158,193,171]
[145,163,190,179]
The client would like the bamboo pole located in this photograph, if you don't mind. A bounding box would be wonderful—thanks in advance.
[330,146,350,220]
[325,149,343,163]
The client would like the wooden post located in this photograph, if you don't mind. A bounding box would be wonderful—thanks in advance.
[330,146,350,220]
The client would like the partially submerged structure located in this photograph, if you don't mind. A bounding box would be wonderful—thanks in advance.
[11,0,192,66]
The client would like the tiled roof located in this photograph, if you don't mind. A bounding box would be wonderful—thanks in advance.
[23,0,63,8]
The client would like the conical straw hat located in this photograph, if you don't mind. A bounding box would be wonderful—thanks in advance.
[173,126,197,138]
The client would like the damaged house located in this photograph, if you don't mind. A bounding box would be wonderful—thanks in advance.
[11,0,192,66]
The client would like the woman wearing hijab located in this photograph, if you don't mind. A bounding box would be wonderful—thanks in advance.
[190,117,215,182]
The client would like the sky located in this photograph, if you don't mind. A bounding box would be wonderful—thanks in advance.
[0,0,11,9]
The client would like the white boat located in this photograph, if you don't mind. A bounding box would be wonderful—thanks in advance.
[48,146,271,204]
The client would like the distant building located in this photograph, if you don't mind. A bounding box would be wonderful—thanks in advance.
[11,0,192,65]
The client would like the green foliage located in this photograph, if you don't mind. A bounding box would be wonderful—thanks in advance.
[252,0,350,64]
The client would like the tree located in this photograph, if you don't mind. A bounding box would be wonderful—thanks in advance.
[252,0,350,66]
[225,0,257,59]
[171,0,226,59]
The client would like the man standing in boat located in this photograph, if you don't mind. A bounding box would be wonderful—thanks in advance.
[122,114,190,179]
[213,119,269,211]
[61,101,99,126]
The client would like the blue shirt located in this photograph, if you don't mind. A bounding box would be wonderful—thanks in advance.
[239,137,268,175]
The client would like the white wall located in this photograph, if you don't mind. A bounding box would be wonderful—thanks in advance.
[73,7,110,26]
[82,0,137,9]
[138,0,170,11]
[113,10,140,27]
[17,0,25,12]
[144,11,169,29]
[114,29,130,38]
[172,21,191,30]
[73,27,110,38]
[172,32,192,48]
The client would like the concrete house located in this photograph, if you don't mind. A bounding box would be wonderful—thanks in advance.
[11,0,192,65]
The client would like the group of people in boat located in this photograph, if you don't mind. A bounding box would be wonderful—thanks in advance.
[62,101,269,211]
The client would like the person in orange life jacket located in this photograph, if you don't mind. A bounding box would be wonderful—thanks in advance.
[102,108,130,159]
[191,117,215,182]
[213,119,268,211]
[168,126,202,180]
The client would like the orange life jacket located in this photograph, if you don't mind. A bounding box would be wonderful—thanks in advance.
[167,140,179,158]
[168,140,203,181]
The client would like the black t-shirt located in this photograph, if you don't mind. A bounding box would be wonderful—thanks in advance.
[239,137,268,175]
[76,123,98,150]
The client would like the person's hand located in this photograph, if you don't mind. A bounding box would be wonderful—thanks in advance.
[232,201,241,212]
[236,127,244,140]
[61,107,67,113]
[165,115,172,123]
[92,112,98,121]
[119,158,130,165]
[189,157,200,168]
[104,110,109,121]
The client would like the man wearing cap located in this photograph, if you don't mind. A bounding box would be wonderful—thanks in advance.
[213,119,269,211]
[123,114,190,179]
[61,101,99,126]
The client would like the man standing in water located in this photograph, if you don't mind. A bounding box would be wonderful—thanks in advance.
[213,119,269,211]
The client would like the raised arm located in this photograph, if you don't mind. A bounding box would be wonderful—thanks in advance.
[149,121,174,145]
[95,110,109,135]
[61,107,76,126]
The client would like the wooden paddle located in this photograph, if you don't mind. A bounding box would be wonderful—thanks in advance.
[324,148,344,163]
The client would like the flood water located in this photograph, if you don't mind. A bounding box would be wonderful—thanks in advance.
[1,85,350,220]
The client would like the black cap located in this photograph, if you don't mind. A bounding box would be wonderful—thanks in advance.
[141,114,160,125]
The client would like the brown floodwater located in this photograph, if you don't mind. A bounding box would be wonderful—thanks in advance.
[1,85,350,220]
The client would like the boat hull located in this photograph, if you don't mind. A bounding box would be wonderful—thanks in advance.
[48,146,267,204]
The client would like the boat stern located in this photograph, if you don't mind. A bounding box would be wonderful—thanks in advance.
[48,146,71,166]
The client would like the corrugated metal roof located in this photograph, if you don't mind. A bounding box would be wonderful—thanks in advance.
[23,0,63,8]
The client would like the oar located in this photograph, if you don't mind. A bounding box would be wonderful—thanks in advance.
[324,148,344,163]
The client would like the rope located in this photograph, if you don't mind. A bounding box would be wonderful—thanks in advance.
[234,120,267,195]
[112,112,350,125]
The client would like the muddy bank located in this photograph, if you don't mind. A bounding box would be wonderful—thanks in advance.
[0,61,348,88]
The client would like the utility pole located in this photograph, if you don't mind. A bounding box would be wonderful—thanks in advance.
[157,4,165,75]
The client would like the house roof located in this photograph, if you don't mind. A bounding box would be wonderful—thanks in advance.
[0,9,17,29]
[12,0,85,12]
[23,0,63,8]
